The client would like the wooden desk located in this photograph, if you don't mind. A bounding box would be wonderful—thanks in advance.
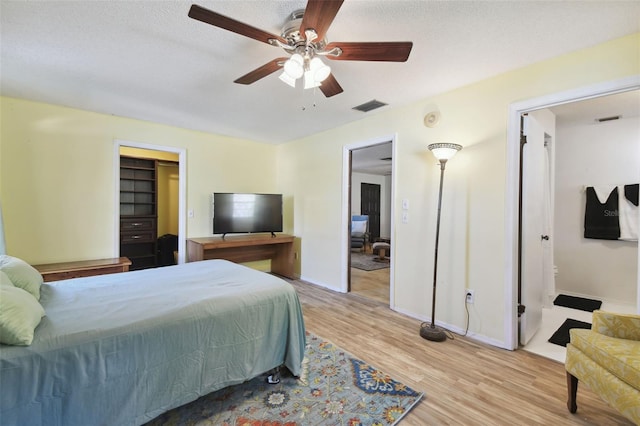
[187,234,294,279]
[34,257,132,282]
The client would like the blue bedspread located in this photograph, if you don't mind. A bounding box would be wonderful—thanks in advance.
[0,260,306,425]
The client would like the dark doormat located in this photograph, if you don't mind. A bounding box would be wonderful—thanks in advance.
[553,294,602,312]
[548,318,592,347]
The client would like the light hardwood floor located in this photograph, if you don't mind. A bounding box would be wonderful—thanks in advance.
[350,266,390,304]
[290,278,633,425]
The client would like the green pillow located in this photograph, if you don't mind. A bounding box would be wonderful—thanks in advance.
[0,255,43,300]
[0,270,13,287]
[0,284,45,345]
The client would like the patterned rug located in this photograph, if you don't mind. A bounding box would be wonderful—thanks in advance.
[351,252,390,271]
[147,332,423,425]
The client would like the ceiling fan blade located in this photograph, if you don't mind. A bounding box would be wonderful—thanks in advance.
[234,57,288,85]
[300,0,344,42]
[189,4,286,45]
[319,73,343,98]
[325,42,413,62]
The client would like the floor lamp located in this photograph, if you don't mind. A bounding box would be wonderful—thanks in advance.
[420,143,463,342]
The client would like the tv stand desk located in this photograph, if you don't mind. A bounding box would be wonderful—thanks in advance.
[187,234,294,279]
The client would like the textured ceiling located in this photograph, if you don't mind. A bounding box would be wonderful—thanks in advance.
[1,1,639,144]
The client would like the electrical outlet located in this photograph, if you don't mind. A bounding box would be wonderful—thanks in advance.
[465,289,475,304]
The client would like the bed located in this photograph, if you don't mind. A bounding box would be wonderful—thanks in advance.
[0,259,306,425]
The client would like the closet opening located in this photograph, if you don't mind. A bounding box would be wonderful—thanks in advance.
[114,140,187,268]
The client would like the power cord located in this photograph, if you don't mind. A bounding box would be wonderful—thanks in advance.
[420,292,471,340]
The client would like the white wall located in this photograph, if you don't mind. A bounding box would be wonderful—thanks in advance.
[351,172,392,239]
[554,114,639,303]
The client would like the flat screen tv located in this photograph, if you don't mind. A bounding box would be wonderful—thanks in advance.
[213,193,283,237]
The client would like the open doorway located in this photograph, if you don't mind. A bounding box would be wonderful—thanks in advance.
[506,77,640,357]
[348,141,393,305]
[520,90,639,362]
[114,140,187,267]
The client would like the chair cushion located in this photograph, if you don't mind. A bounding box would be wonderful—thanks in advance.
[352,221,367,234]
[351,235,365,249]
[570,328,640,389]
[566,344,640,424]
[593,310,640,341]
[372,242,390,250]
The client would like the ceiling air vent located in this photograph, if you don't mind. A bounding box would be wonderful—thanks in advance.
[596,115,621,123]
[352,99,388,113]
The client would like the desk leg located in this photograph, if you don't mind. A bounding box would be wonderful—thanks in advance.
[187,240,204,262]
[271,242,294,279]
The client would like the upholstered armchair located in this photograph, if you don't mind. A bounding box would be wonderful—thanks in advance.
[565,310,640,424]
[351,215,369,251]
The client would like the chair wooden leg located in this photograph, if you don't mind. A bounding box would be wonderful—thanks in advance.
[567,371,578,413]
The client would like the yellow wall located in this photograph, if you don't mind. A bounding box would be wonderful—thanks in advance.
[157,162,179,236]
[120,146,179,162]
[0,99,278,263]
[0,33,637,349]
[277,33,640,346]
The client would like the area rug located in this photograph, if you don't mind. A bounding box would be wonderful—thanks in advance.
[351,252,390,271]
[147,332,422,425]
[548,318,592,347]
[553,294,602,312]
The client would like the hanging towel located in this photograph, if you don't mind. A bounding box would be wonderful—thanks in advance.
[592,185,617,204]
[619,184,639,241]
[626,184,639,205]
[584,186,620,240]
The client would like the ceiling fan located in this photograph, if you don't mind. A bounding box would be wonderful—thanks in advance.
[188,0,413,97]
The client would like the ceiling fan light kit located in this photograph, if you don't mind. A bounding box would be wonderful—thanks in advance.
[188,1,413,98]
[280,53,332,90]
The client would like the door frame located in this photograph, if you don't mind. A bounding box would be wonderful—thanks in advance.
[114,140,187,264]
[342,134,397,307]
[504,75,640,350]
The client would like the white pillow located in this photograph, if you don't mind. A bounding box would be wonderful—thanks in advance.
[0,284,45,345]
[352,220,367,234]
[0,255,43,300]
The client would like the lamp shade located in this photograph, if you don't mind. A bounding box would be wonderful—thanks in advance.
[303,70,321,89]
[428,143,462,161]
[279,71,296,88]
[284,53,304,79]
[309,57,331,82]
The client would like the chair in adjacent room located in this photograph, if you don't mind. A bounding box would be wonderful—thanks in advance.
[565,310,640,424]
[351,215,369,252]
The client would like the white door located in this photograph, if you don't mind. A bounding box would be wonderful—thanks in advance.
[520,109,556,345]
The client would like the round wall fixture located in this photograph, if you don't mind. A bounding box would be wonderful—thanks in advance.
[423,111,441,128]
